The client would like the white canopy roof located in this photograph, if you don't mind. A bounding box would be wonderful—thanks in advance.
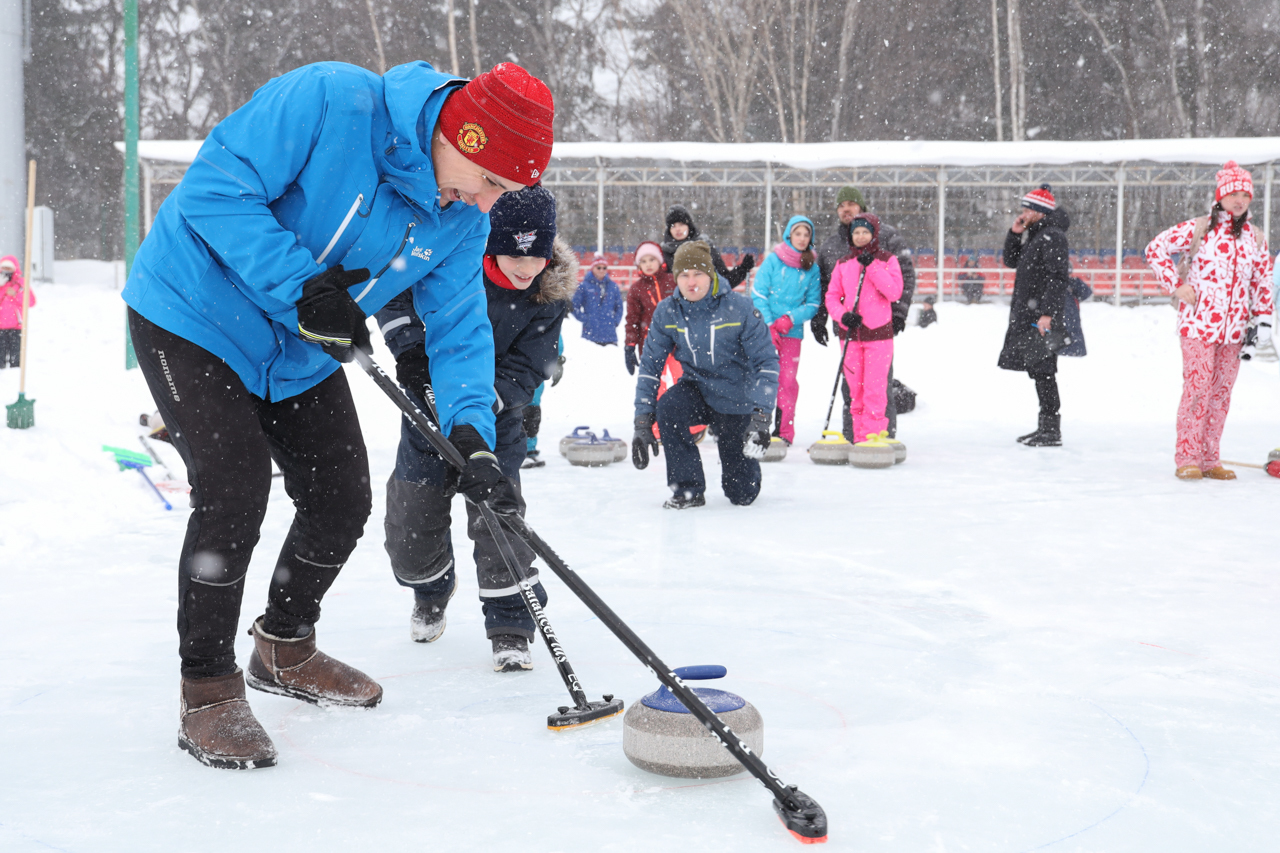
[122,137,1278,168]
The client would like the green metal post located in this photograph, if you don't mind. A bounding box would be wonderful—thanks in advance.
[123,0,139,369]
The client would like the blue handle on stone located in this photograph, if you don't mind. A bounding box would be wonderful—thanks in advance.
[673,665,726,680]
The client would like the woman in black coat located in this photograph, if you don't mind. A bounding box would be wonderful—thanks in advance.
[660,204,755,287]
[997,185,1070,447]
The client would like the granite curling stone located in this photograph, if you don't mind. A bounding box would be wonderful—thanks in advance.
[848,432,895,469]
[623,665,763,778]
[808,430,850,465]
[601,429,629,462]
[559,426,594,457]
[565,432,616,467]
[762,437,788,462]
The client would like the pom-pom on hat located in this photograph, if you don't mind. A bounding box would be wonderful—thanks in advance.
[1216,161,1253,201]
[634,241,663,267]
[438,63,555,186]
[1021,183,1056,214]
[485,184,557,259]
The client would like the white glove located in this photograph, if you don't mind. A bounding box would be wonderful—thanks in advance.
[1257,321,1273,348]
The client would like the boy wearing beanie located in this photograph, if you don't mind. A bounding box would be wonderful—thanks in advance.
[121,56,557,768]
[378,185,578,671]
[632,241,779,509]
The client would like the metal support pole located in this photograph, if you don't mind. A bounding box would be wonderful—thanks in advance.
[0,0,25,259]
[763,162,773,251]
[123,0,139,369]
[595,157,604,255]
[142,161,153,236]
[1114,165,1125,307]
[936,167,946,301]
[1265,161,1273,252]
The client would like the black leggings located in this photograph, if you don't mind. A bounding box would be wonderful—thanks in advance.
[129,310,372,678]
[1029,369,1060,417]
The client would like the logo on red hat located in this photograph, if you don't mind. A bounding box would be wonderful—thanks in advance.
[457,122,488,155]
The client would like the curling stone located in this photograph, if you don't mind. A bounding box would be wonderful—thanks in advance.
[601,429,629,462]
[807,430,850,465]
[565,432,616,467]
[1267,448,1280,479]
[623,665,763,779]
[848,432,895,469]
[877,430,907,464]
[762,437,788,462]
[559,426,594,457]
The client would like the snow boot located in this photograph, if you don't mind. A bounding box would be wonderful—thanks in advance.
[1015,428,1040,444]
[178,668,277,770]
[1022,413,1061,447]
[663,492,706,510]
[1175,465,1203,480]
[410,576,457,643]
[521,450,545,469]
[246,617,383,708]
[1202,465,1237,480]
[492,634,533,672]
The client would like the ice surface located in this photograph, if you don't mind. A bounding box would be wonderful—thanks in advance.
[3,268,1280,851]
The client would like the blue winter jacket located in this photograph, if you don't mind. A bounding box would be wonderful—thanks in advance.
[571,271,623,344]
[121,61,497,447]
[751,215,822,340]
[635,277,779,416]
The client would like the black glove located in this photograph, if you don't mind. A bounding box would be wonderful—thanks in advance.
[841,311,862,332]
[742,409,771,459]
[395,351,432,398]
[551,354,566,386]
[296,265,372,362]
[624,345,638,375]
[451,424,504,503]
[632,412,660,469]
[810,308,829,346]
[892,313,907,335]
[737,253,756,273]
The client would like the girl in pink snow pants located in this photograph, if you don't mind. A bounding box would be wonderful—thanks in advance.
[1145,161,1275,480]
[825,213,904,443]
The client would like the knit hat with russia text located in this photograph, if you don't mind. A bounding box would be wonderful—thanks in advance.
[1216,161,1253,201]
[438,63,555,186]
[1020,184,1056,214]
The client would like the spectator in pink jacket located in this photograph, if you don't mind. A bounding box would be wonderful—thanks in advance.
[1145,161,1275,481]
[0,255,35,368]
[825,214,904,444]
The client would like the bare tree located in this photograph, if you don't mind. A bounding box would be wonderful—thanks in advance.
[667,0,772,143]
[1070,0,1140,138]
[761,0,819,143]
[469,0,482,75]
[365,0,387,74]
[1151,0,1190,136]
[828,0,860,141]
[1006,0,1025,139]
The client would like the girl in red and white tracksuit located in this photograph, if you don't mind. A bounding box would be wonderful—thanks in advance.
[1145,161,1275,479]
[825,213,903,443]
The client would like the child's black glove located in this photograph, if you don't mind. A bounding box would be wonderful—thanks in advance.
[632,412,659,469]
[742,409,771,459]
[624,345,638,375]
[450,424,504,504]
[810,308,829,346]
[551,354,566,386]
[841,311,862,332]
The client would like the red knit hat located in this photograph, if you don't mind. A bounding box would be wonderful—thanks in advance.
[1216,161,1253,201]
[437,63,555,186]
[1020,183,1056,214]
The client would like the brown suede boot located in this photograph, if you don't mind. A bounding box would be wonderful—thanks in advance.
[1203,465,1237,480]
[1175,465,1203,480]
[245,617,383,708]
[178,668,277,770]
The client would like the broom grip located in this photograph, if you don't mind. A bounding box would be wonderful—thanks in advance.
[18,160,35,395]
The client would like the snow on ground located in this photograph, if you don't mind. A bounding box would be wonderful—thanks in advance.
[3,265,1280,852]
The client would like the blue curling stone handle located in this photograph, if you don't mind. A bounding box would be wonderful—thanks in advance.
[640,665,744,714]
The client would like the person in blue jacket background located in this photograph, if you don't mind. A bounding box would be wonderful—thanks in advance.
[571,253,624,345]
[751,214,821,445]
[123,59,555,770]
[632,241,780,509]
[377,186,577,672]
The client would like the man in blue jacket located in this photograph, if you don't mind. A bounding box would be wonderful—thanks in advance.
[123,60,555,770]
[632,241,780,509]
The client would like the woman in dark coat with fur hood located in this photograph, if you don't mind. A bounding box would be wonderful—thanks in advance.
[998,184,1070,447]
[660,204,755,287]
[376,185,578,673]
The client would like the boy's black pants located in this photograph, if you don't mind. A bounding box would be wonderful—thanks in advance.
[657,380,760,505]
[129,310,371,679]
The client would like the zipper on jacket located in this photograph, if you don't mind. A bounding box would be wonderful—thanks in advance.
[355,221,417,303]
[316,194,364,265]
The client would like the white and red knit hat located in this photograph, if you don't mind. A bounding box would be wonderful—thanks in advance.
[1215,161,1253,201]
[438,63,555,186]
[634,241,663,267]
[1020,183,1056,214]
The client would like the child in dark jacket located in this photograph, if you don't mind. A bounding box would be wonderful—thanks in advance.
[572,253,623,345]
[623,241,675,374]
[632,241,779,509]
[377,185,578,672]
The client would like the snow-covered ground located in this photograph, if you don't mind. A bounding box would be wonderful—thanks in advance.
[3,264,1279,852]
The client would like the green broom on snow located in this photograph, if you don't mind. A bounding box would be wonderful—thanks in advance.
[6,160,37,430]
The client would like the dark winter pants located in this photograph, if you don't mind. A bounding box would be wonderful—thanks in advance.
[1030,363,1060,417]
[385,395,546,640]
[657,380,761,505]
[129,310,372,679]
[843,360,898,440]
[0,328,20,367]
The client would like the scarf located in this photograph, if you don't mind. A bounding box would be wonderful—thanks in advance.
[483,255,519,290]
[772,242,802,269]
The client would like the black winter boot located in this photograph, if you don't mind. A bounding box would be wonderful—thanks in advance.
[1023,413,1061,447]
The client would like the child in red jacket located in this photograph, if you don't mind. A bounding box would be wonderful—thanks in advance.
[623,241,675,374]
[0,255,36,368]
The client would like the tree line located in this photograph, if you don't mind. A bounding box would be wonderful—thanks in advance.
[23,0,1280,258]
